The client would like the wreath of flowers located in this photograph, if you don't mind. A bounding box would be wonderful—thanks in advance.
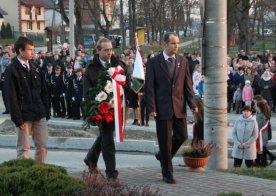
[82,63,115,129]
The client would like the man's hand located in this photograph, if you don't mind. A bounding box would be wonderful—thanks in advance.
[191,107,198,113]
[19,123,26,130]
[149,112,157,117]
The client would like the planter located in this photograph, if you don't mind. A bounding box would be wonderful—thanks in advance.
[183,157,209,172]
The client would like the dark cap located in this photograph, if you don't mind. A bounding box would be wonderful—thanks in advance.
[55,66,61,70]
[242,105,252,112]
[67,64,73,68]
[47,63,53,67]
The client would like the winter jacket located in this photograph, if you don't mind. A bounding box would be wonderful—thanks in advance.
[5,58,49,126]
[233,88,242,103]
[242,86,254,102]
[232,115,258,160]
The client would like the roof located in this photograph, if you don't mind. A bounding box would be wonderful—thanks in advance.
[0,7,8,15]
[42,0,56,9]
[21,0,45,7]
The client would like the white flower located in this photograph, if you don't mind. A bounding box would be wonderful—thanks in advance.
[95,91,107,102]
[104,80,113,93]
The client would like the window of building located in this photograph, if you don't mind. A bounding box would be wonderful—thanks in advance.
[27,22,32,30]
[36,7,41,15]
[37,22,40,30]
[25,7,30,14]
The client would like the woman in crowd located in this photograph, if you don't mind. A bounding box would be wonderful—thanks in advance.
[232,106,258,168]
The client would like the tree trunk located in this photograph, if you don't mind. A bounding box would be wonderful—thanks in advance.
[120,0,126,48]
[75,2,83,45]
[236,0,250,52]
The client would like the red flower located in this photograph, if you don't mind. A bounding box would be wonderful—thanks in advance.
[98,102,111,114]
[91,114,104,121]
[105,112,114,123]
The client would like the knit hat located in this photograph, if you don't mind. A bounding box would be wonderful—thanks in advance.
[245,80,251,85]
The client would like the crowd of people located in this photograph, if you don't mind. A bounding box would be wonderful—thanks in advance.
[185,47,276,169]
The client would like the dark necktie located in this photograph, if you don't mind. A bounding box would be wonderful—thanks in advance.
[23,64,29,71]
[167,57,175,80]
[168,57,175,65]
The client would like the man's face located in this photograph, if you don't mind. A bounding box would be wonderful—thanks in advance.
[129,58,134,65]
[98,41,113,62]
[164,35,179,56]
[55,69,61,75]
[19,44,34,61]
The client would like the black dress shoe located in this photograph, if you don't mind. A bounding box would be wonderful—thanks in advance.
[163,176,176,184]
[155,153,160,161]
[2,111,9,114]
[84,157,98,174]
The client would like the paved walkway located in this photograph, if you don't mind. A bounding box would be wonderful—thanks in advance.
[70,166,276,196]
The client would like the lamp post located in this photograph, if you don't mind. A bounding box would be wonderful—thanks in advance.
[203,0,228,170]
[69,0,75,60]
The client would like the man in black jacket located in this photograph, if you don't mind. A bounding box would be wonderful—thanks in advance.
[83,38,131,183]
[5,37,50,163]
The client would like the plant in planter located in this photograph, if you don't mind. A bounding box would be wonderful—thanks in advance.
[182,140,213,172]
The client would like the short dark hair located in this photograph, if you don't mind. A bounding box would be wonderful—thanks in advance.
[162,32,178,44]
[14,36,34,55]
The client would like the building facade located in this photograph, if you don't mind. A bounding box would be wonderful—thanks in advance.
[0,0,45,34]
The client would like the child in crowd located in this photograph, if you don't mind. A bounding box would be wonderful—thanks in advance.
[233,84,243,114]
[232,106,258,168]
[242,80,254,106]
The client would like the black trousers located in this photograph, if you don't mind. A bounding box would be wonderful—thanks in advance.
[86,123,117,178]
[65,95,73,117]
[156,116,187,177]
[234,158,253,168]
[72,98,82,119]
[52,96,66,117]
[140,99,149,124]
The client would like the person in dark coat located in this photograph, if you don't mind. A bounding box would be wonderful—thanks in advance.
[4,37,50,162]
[83,38,131,184]
[146,32,197,184]
[51,66,66,118]
[44,63,54,116]
[72,68,83,120]
[63,64,74,118]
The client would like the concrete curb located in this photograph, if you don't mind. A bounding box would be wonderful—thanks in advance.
[0,135,160,153]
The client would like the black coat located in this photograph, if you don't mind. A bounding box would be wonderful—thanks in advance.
[73,76,83,100]
[51,74,64,96]
[5,58,49,126]
[63,72,74,98]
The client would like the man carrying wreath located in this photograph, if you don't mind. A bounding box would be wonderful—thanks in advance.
[83,38,131,184]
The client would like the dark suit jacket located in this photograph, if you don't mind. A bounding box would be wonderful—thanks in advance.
[146,52,196,120]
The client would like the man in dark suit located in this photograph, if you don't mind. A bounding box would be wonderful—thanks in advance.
[146,32,198,184]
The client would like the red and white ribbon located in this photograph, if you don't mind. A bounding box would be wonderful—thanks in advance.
[256,120,269,153]
[108,66,126,142]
